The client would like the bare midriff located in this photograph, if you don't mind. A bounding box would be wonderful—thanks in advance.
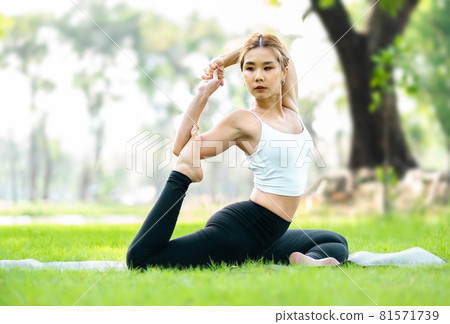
[250,187,301,222]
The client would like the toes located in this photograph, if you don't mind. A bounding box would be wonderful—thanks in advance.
[191,124,199,136]
[330,258,340,266]
[191,125,200,140]
[318,257,339,267]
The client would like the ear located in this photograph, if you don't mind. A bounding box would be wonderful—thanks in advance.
[281,67,288,84]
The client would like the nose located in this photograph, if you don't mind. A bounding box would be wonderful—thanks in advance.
[255,68,264,81]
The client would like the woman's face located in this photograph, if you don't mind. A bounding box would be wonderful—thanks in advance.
[242,47,286,100]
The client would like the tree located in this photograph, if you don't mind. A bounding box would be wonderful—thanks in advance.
[310,0,418,177]
[403,0,450,177]
[56,1,138,201]
[0,14,57,201]
[57,2,229,200]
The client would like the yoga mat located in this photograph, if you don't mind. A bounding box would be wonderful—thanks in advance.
[0,247,445,270]
[347,247,445,266]
[0,259,127,271]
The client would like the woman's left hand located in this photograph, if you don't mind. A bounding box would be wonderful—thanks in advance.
[197,68,223,97]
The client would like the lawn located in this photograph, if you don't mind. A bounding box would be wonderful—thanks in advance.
[0,206,448,306]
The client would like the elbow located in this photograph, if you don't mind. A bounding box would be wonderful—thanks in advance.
[172,145,180,157]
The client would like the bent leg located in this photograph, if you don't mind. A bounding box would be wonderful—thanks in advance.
[126,170,191,269]
[127,125,203,270]
[128,199,290,270]
[262,229,349,264]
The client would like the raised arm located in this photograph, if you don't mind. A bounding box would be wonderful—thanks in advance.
[172,91,208,157]
[174,98,250,159]
[201,47,240,76]
[173,67,248,160]
[197,109,249,159]
[204,45,299,113]
[173,69,223,157]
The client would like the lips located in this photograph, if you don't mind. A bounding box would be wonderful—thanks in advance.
[254,86,267,91]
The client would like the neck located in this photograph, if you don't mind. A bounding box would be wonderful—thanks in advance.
[253,94,283,115]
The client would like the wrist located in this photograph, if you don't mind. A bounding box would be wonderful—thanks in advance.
[194,88,211,101]
[219,54,230,68]
[221,47,240,68]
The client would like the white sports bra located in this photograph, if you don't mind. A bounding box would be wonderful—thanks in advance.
[246,110,314,196]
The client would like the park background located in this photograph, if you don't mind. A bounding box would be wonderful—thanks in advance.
[0,0,448,306]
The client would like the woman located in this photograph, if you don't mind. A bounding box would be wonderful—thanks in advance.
[126,33,348,270]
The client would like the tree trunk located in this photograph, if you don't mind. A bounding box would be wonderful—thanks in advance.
[311,0,418,177]
[42,154,53,200]
[79,163,91,201]
[29,128,38,201]
[42,136,53,200]
[29,78,38,201]
[91,123,104,200]
[8,136,18,202]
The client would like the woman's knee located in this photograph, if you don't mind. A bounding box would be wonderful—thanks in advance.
[334,232,348,248]
[311,242,348,262]
[334,242,349,262]
[320,230,348,248]
[328,231,349,257]
[316,231,349,261]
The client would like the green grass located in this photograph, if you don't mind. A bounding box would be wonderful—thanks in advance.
[0,208,448,306]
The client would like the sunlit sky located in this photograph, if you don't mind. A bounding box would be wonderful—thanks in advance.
[2,0,406,177]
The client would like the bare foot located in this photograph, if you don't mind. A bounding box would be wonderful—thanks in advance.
[174,125,203,182]
[289,252,340,267]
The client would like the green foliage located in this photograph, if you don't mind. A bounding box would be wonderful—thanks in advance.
[369,36,418,112]
[402,0,450,150]
[139,13,178,53]
[0,14,13,40]
[266,0,281,8]
[0,14,50,73]
[318,0,337,10]
[369,44,396,112]
[133,11,226,114]
[380,0,406,16]
[0,2,231,202]
[335,96,348,112]
[57,1,139,58]
[375,165,398,187]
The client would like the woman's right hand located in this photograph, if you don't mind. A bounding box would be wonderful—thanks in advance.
[197,68,223,97]
[201,57,225,82]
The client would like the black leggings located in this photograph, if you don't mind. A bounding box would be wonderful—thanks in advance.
[126,171,349,270]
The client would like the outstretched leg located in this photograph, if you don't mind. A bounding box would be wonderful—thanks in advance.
[262,229,349,267]
[126,125,202,269]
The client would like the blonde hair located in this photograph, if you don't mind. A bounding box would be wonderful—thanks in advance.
[239,33,290,72]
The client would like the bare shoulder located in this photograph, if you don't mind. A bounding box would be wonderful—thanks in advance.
[226,109,254,120]
[224,109,259,135]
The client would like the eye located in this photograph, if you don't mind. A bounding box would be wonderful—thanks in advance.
[246,67,254,71]
[264,66,272,70]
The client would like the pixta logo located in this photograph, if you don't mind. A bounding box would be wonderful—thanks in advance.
[126,130,173,178]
